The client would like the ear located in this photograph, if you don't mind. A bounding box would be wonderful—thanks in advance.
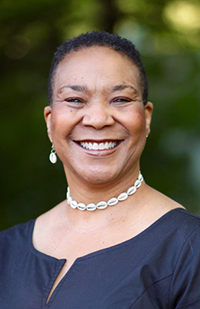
[44,105,52,142]
[144,102,153,136]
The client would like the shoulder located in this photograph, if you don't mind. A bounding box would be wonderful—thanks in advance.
[0,219,35,238]
[155,209,200,279]
[172,210,200,255]
[167,208,200,232]
[0,220,35,257]
[142,208,200,264]
[156,208,200,242]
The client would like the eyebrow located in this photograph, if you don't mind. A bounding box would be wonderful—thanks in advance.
[59,85,88,93]
[112,84,137,93]
[59,84,138,94]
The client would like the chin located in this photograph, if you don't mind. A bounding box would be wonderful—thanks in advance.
[84,172,117,185]
[79,166,122,185]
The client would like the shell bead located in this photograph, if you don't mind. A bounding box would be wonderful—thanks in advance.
[97,201,107,209]
[127,186,136,195]
[108,198,118,206]
[138,174,143,182]
[67,196,72,204]
[135,179,141,188]
[118,192,128,201]
[70,200,77,209]
[86,203,96,211]
[77,203,86,211]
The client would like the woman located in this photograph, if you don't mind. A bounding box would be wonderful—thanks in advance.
[0,32,200,308]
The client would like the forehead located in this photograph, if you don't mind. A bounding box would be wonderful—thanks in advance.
[54,46,141,90]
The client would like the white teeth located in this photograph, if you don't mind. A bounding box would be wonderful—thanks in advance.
[99,143,104,150]
[93,143,98,150]
[80,141,118,150]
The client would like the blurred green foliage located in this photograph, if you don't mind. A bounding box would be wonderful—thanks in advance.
[1,0,200,230]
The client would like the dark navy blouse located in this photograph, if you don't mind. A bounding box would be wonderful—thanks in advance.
[0,209,200,308]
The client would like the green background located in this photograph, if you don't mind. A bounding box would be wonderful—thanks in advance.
[1,0,200,230]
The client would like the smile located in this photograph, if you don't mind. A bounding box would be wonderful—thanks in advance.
[79,141,119,150]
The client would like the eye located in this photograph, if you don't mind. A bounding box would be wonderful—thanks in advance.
[111,97,132,104]
[64,97,85,104]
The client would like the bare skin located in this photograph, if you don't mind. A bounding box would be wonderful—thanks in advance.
[35,47,185,302]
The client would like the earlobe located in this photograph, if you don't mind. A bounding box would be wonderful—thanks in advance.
[144,102,153,136]
[44,105,52,142]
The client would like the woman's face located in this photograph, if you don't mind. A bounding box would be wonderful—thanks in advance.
[44,46,153,186]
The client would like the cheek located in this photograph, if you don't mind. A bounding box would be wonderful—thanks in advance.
[50,106,83,141]
[50,108,70,137]
[125,107,146,135]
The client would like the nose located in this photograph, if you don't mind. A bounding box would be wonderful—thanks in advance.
[82,104,114,129]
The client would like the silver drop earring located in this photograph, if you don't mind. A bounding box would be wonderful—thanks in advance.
[49,144,57,164]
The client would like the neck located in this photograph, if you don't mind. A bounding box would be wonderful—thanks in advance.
[64,164,141,201]
[66,171,143,211]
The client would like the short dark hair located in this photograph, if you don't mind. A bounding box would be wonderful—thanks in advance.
[48,31,148,105]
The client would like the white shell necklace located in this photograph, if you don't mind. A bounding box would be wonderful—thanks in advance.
[66,172,143,211]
